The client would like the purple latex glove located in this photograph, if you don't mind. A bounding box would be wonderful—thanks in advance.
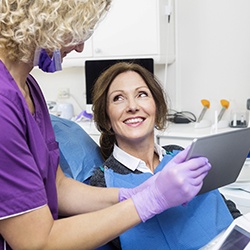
[34,48,62,73]
[119,147,190,201]
[119,172,159,202]
[124,148,211,222]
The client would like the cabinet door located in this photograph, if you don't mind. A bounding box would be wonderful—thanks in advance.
[63,0,170,67]
[92,0,160,59]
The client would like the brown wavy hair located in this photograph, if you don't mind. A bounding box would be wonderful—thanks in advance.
[92,62,169,160]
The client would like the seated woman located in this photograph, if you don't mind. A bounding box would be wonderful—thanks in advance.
[89,62,241,250]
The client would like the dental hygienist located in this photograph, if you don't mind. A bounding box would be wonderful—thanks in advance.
[0,0,212,249]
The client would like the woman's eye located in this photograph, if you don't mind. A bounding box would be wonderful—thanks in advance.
[113,95,123,102]
[138,91,148,98]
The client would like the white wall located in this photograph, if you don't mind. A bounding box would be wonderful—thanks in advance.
[170,0,250,123]
[31,67,86,116]
[32,0,250,124]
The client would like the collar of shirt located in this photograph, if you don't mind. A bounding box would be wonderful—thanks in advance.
[113,144,166,173]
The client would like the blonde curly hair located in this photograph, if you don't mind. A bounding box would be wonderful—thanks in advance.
[0,0,111,63]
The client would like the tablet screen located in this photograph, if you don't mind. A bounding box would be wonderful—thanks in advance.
[219,225,250,250]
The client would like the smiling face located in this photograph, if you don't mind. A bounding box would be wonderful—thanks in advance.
[107,71,156,147]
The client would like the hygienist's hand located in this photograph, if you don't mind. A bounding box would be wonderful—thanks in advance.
[119,147,189,201]
[119,172,160,202]
[130,148,212,222]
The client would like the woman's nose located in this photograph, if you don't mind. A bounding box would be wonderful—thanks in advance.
[127,98,139,113]
[74,43,84,53]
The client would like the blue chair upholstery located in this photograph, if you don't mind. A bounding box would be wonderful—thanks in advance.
[50,114,103,182]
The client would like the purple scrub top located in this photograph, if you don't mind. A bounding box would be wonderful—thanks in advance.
[0,61,59,249]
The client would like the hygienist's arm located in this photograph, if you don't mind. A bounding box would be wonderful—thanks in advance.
[56,165,119,216]
[0,195,140,250]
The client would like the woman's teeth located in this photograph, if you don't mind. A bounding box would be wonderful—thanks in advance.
[124,118,143,124]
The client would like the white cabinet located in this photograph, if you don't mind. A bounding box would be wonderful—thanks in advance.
[63,0,172,67]
[92,0,167,62]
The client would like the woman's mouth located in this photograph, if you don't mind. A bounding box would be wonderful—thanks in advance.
[124,117,144,125]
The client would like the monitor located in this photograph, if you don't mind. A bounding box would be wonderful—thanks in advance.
[84,58,154,114]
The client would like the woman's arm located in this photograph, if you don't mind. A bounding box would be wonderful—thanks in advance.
[0,198,140,250]
[56,166,119,216]
[1,166,136,250]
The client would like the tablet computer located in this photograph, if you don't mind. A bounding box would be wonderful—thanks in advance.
[186,127,250,195]
[201,212,250,249]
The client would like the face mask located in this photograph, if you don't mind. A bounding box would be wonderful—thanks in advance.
[33,48,62,73]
